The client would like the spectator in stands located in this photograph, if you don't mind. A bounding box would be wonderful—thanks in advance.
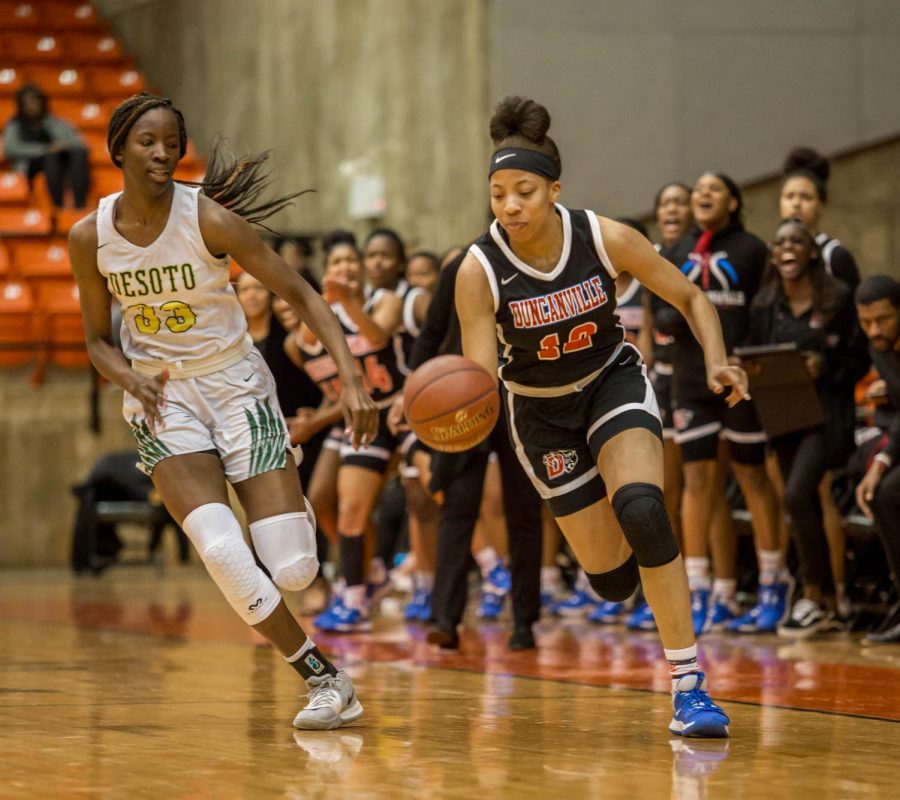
[854,275,900,644]
[747,219,869,638]
[3,84,90,209]
[276,236,319,291]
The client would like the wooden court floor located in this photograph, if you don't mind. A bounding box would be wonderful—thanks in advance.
[2,566,899,799]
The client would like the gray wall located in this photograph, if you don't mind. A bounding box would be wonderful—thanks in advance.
[490,0,900,216]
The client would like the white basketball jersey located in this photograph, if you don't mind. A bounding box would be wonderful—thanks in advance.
[96,184,249,365]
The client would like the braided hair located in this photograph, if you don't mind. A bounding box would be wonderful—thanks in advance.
[106,92,309,229]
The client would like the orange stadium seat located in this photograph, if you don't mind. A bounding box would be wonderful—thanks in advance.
[37,278,88,367]
[0,94,16,121]
[0,171,30,204]
[0,65,27,96]
[0,240,10,276]
[2,32,65,63]
[0,279,37,366]
[8,236,71,278]
[90,164,122,196]
[61,33,125,64]
[81,128,110,165]
[0,2,42,30]
[51,97,106,131]
[0,206,52,235]
[43,2,104,32]
[54,206,90,235]
[27,65,88,97]
[87,66,144,98]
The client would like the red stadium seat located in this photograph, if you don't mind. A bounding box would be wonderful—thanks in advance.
[0,279,37,366]
[0,2,43,30]
[61,33,126,64]
[81,128,110,165]
[0,65,27,96]
[87,66,145,98]
[8,236,71,278]
[90,164,122,197]
[0,94,16,122]
[36,278,88,367]
[0,171,30,205]
[54,206,90,235]
[2,32,65,63]
[43,2,104,32]
[28,65,88,97]
[0,240,10,276]
[51,97,107,131]
[0,205,52,235]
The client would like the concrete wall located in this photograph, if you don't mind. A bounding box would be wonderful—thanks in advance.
[93,0,491,253]
[490,0,900,218]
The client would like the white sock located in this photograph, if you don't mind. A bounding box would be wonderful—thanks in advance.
[474,547,499,577]
[684,557,711,591]
[414,570,434,591]
[541,565,564,592]
[665,644,700,689]
[712,578,737,602]
[343,583,367,611]
[368,557,387,585]
[758,550,783,585]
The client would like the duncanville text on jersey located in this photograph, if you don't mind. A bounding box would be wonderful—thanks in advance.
[509,275,609,329]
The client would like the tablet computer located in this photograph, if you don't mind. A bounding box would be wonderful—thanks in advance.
[733,343,825,438]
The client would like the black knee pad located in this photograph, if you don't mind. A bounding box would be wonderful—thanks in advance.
[586,553,639,602]
[611,482,680,568]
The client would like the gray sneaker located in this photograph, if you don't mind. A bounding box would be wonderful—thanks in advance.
[293,670,363,730]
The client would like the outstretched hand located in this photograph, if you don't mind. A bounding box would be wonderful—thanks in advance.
[708,364,750,408]
[340,380,379,450]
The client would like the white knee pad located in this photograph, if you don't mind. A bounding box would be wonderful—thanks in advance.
[182,503,281,625]
[249,498,319,592]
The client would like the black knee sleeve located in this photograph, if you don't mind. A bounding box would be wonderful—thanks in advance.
[611,482,680,568]
[586,553,639,601]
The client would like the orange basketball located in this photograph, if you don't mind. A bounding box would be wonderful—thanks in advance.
[403,355,500,452]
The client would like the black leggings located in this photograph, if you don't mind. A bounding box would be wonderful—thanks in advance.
[28,147,89,208]
[772,427,833,596]
[430,409,542,630]
[871,464,900,597]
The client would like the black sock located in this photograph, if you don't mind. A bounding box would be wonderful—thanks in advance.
[339,532,365,586]
[286,639,339,680]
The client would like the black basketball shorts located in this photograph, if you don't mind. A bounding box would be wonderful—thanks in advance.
[650,363,676,440]
[673,394,766,465]
[504,348,662,517]
[340,407,402,473]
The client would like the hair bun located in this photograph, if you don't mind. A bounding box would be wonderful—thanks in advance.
[490,96,551,145]
[783,146,830,184]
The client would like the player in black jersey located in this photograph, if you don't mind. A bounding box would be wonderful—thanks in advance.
[291,231,406,634]
[456,96,745,738]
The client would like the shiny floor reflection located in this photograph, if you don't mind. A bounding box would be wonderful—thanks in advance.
[1,567,898,798]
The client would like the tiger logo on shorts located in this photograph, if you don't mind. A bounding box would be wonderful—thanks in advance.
[543,449,578,480]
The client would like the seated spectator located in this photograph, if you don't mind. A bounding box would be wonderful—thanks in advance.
[746,219,869,638]
[854,276,900,644]
[3,84,90,209]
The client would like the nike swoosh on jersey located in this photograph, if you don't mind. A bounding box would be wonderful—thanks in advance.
[494,153,516,164]
[501,274,519,285]
[97,243,110,249]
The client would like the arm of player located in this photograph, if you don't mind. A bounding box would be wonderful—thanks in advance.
[598,214,749,406]
[68,213,169,434]
[455,252,500,384]
[339,289,403,348]
[197,195,378,448]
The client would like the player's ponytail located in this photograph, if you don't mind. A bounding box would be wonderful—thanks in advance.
[489,96,562,177]
[192,136,312,231]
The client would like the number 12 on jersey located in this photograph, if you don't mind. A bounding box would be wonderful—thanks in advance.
[536,321,598,360]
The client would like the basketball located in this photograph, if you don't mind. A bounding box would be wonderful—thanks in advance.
[403,355,500,452]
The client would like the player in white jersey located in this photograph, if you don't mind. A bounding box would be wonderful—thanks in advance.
[67,93,378,731]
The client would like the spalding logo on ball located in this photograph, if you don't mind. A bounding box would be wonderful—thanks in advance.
[403,355,500,452]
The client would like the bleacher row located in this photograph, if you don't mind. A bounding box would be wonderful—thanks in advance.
[0,1,206,382]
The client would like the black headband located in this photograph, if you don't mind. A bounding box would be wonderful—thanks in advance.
[489,148,560,181]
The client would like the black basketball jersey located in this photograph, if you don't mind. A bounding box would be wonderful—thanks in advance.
[616,276,644,345]
[469,205,624,392]
[298,297,404,405]
[392,279,427,375]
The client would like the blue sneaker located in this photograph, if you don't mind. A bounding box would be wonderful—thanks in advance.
[625,601,658,631]
[728,581,791,634]
[330,603,373,633]
[588,600,625,625]
[669,671,730,738]
[484,562,512,594]
[691,589,710,636]
[404,588,432,622]
[703,597,739,633]
[553,589,600,618]
[313,595,344,632]
[478,589,506,620]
